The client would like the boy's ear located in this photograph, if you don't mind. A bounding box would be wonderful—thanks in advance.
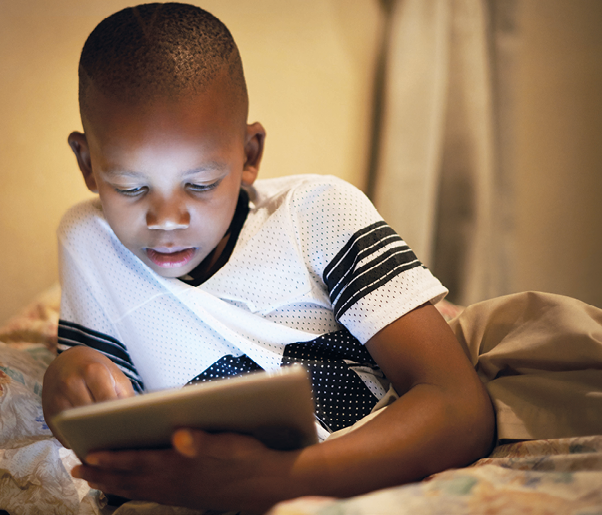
[68,131,98,193]
[242,122,266,187]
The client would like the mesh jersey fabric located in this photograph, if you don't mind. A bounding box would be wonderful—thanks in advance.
[57,174,447,432]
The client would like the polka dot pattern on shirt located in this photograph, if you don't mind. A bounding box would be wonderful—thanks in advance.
[282,328,379,431]
[187,354,263,383]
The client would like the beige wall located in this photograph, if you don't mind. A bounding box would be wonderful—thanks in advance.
[0,0,379,324]
[514,0,602,307]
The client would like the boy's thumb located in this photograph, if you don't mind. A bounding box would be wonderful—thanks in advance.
[172,429,199,458]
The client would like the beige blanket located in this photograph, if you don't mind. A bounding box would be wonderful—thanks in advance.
[450,291,602,440]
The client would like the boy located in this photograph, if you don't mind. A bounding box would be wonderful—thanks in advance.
[42,3,495,513]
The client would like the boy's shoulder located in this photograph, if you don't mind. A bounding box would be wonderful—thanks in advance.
[252,173,349,189]
[248,174,365,210]
[239,174,384,259]
[58,197,111,245]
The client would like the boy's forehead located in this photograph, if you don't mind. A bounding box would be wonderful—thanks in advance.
[83,73,247,139]
[82,81,249,175]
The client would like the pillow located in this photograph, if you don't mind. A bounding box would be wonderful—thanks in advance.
[0,283,60,353]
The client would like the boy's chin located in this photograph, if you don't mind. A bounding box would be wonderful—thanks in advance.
[148,262,199,279]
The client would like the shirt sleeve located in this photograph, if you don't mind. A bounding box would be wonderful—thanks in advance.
[290,175,448,343]
[58,202,145,392]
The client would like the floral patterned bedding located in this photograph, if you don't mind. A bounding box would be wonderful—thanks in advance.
[0,287,600,515]
[269,436,602,515]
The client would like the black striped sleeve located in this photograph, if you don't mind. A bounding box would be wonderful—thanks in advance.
[57,320,145,392]
[323,221,424,320]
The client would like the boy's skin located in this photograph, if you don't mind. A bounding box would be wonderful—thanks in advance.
[43,67,495,513]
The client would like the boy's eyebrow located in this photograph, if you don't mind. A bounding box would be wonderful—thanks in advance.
[102,162,228,178]
[182,162,228,176]
[102,169,143,178]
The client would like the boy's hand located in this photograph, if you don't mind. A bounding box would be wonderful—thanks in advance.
[42,346,135,445]
[71,429,298,514]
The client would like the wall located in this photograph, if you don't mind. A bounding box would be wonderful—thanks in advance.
[513,0,602,307]
[0,0,380,324]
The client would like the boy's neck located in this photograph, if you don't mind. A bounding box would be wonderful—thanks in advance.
[183,232,232,284]
[178,189,249,286]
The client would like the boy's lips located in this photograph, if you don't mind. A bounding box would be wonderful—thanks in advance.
[145,247,196,268]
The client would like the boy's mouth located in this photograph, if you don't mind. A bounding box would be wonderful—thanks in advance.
[145,247,196,268]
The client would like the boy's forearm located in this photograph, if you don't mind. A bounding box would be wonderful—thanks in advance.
[272,381,495,501]
[265,306,497,502]
[239,305,496,508]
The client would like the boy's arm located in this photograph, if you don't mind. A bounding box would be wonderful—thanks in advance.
[286,302,495,496]
[71,303,495,513]
[43,346,135,445]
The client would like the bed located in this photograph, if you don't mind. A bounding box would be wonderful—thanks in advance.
[0,286,600,514]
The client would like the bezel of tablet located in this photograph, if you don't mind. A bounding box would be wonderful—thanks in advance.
[52,365,318,460]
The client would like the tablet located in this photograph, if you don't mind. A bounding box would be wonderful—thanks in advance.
[52,365,318,460]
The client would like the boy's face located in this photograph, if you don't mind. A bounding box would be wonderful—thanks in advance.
[69,76,265,279]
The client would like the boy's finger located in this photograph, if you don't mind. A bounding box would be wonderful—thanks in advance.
[83,449,170,471]
[114,373,136,398]
[84,362,121,402]
[61,377,95,408]
[172,429,199,458]
[173,429,266,459]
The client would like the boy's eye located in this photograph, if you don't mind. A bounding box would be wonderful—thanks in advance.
[115,186,147,197]
[186,181,219,192]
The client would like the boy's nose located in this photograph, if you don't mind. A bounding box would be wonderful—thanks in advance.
[146,200,190,230]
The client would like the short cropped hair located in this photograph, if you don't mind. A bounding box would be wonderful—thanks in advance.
[78,2,247,121]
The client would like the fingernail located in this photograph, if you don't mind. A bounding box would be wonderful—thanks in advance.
[71,465,82,478]
[86,455,100,466]
[173,429,196,457]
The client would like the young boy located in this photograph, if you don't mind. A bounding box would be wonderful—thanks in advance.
[42,3,495,513]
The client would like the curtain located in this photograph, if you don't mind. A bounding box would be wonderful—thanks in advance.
[368,0,518,306]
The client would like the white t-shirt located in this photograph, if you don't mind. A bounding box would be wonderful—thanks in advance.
[58,174,447,432]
